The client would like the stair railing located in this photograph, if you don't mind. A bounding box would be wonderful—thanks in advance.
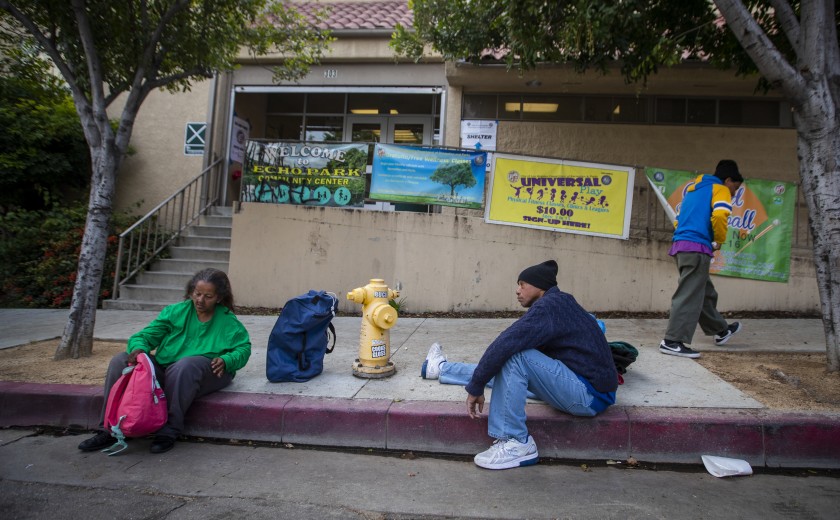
[111,158,224,300]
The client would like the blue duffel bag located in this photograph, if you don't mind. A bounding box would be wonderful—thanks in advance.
[266,290,338,383]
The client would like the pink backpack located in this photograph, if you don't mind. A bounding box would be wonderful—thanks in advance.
[102,352,167,455]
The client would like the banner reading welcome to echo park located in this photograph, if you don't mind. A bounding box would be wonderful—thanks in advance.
[645,167,797,282]
[485,154,635,239]
[242,141,368,207]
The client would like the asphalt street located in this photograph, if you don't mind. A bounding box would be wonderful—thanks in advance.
[1,429,838,520]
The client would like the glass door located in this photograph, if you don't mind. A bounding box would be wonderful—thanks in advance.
[346,116,387,142]
[388,117,433,145]
[345,116,433,145]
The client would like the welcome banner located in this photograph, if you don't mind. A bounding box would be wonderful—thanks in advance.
[370,144,487,209]
[486,154,635,239]
[645,167,797,282]
[242,141,368,207]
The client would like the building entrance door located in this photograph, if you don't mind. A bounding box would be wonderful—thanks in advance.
[346,116,433,145]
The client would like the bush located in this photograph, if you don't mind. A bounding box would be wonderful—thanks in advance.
[0,202,134,308]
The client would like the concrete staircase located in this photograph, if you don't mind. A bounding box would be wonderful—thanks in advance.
[103,207,232,311]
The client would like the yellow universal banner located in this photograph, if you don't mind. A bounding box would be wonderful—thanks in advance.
[486,154,635,239]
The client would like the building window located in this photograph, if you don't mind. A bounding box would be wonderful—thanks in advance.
[464,94,790,128]
[262,92,442,142]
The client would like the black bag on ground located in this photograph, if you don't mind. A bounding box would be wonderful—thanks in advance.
[266,290,338,383]
[609,341,639,375]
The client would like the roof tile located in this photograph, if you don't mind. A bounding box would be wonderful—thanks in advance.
[293,1,413,31]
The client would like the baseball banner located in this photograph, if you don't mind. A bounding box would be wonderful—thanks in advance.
[645,167,797,282]
[485,154,635,239]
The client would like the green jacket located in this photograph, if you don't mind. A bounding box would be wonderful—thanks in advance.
[127,300,251,374]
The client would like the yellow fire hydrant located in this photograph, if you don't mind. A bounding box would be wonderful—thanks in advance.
[346,278,399,378]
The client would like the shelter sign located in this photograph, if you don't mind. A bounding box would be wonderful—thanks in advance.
[460,120,498,151]
[486,154,635,239]
[370,144,487,209]
[645,167,797,282]
[242,141,368,207]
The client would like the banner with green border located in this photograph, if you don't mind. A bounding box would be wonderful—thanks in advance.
[242,141,368,207]
[645,167,797,282]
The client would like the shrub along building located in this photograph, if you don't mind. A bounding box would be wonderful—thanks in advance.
[109,0,816,315]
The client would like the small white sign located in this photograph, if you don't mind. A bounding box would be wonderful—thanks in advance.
[230,116,250,164]
[460,120,498,151]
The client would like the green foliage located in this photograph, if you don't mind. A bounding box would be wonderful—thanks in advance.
[430,162,476,196]
[389,296,407,313]
[1,1,333,105]
[393,0,725,83]
[0,202,134,308]
[0,47,89,210]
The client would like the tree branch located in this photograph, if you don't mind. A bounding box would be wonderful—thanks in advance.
[713,0,806,103]
[0,2,79,98]
[767,0,801,55]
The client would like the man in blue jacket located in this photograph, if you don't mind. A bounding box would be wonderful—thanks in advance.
[420,260,618,470]
[659,160,744,359]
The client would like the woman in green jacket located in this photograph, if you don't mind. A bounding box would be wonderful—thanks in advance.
[78,268,251,454]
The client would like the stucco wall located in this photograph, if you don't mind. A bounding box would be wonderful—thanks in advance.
[228,202,818,314]
[495,122,800,183]
[114,81,211,214]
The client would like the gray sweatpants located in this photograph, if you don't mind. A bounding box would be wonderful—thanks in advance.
[664,252,728,344]
[98,352,233,438]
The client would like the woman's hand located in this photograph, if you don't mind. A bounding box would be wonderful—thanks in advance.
[127,350,140,365]
[210,357,226,378]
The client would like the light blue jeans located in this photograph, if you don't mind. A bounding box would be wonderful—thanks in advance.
[440,349,599,443]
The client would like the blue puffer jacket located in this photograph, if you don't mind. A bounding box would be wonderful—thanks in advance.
[465,286,618,396]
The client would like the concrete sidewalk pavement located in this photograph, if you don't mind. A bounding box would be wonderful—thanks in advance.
[1,309,838,469]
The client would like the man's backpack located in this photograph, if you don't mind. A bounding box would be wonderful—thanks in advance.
[266,290,338,383]
[102,352,167,455]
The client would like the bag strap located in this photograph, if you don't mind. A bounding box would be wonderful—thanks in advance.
[326,322,336,354]
[297,332,310,372]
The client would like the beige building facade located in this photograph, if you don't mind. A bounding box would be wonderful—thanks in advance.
[115,1,818,314]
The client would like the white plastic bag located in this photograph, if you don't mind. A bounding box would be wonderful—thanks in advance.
[701,455,753,477]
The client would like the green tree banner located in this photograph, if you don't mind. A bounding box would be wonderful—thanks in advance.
[370,144,487,209]
[645,167,797,283]
[242,141,369,207]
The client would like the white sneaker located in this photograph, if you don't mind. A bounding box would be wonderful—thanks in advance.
[474,435,539,470]
[420,342,446,379]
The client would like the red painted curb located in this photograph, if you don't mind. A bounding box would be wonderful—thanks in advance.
[2,382,839,468]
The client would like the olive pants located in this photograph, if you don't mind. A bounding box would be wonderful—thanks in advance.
[664,252,728,344]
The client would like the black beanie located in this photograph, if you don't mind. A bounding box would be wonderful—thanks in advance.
[518,260,558,290]
[714,160,744,183]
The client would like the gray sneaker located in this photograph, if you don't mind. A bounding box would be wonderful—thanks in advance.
[659,339,701,358]
[420,342,446,379]
[474,435,539,470]
[714,322,742,345]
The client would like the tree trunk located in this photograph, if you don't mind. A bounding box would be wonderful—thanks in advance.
[795,86,840,372]
[54,146,117,360]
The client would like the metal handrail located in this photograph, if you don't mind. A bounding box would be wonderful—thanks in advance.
[111,158,224,300]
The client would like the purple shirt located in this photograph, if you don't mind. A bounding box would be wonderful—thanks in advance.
[669,240,714,258]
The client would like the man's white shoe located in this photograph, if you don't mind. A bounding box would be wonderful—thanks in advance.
[420,342,446,379]
[474,435,539,470]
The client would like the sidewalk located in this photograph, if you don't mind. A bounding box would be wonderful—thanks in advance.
[1,309,838,468]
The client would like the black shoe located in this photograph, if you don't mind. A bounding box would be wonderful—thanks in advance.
[78,431,114,451]
[150,435,176,454]
[714,322,742,345]
[659,339,701,359]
